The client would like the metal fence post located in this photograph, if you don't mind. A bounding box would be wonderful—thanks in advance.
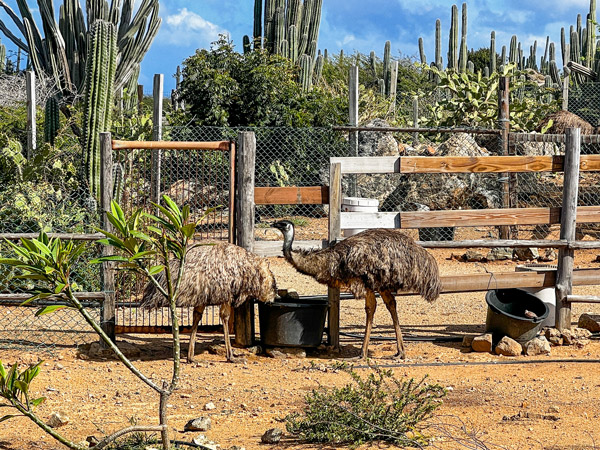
[151,74,163,207]
[100,132,116,343]
[26,70,36,159]
[234,131,256,346]
[556,127,581,330]
[349,65,359,196]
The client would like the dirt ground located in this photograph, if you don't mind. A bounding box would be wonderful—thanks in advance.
[3,247,600,450]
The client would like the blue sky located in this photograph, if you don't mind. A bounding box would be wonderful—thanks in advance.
[0,0,595,94]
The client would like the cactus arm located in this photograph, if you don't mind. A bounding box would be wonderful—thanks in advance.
[435,19,442,68]
[490,31,496,73]
[253,0,262,48]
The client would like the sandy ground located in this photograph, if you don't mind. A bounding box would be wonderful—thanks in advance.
[3,247,600,450]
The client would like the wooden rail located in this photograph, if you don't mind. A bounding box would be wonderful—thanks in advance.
[112,140,231,151]
[254,186,329,205]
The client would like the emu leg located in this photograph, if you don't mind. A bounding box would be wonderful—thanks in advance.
[219,303,234,362]
[360,291,378,361]
[187,305,205,363]
[381,291,405,359]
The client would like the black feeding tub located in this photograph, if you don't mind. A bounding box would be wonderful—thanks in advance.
[485,288,549,343]
[258,297,328,347]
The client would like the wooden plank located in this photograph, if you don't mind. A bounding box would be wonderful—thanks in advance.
[499,76,511,240]
[234,132,256,347]
[0,233,103,241]
[112,140,230,151]
[340,206,600,229]
[328,162,342,351]
[400,156,564,173]
[254,239,328,257]
[417,239,567,249]
[254,186,329,205]
[556,128,580,330]
[100,132,116,343]
[567,295,600,303]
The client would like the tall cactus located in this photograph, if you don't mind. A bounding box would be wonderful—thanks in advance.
[418,37,426,65]
[44,96,60,146]
[458,3,468,73]
[253,0,262,49]
[0,38,5,73]
[448,4,459,69]
[383,40,391,96]
[298,54,312,91]
[83,20,117,201]
[490,31,496,73]
[313,53,323,84]
[0,0,160,101]
[435,19,442,69]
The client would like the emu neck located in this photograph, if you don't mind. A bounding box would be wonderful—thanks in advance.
[282,228,294,261]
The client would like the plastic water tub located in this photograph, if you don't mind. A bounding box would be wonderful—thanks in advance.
[515,264,557,327]
[341,197,379,237]
[485,288,549,343]
[258,297,328,347]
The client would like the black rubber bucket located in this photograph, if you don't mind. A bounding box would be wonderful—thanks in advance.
[258,297,328,347]
[485,288,549,343]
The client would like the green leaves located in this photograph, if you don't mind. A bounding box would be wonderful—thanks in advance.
[0,359,46,418]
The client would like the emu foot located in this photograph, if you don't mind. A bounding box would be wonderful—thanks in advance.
[226,355,247,364]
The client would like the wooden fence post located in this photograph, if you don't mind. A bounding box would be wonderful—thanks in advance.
[26,70,36,159]
[389,60,398,112]
[151,74,163,206]
[556,127,581,330]
[100,132,116,343]
[327,162,342,350]
[498,76,511,239]
[234,131,256,346]
[348,65,359,196]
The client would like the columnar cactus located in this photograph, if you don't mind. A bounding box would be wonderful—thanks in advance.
[435,19,442,69]
[253,0,262,49]
[83,20,117,201]
[299,54,312,91]
[44,96,60,146]
[490,31,496,74]
[458,3,468,73]
[509,35,518,64]
[418,37,426,65]
[313,53,323,84]
[448,4,458,69]
[383,40,391,96]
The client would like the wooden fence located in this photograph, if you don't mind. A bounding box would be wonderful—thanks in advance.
[238,128,600,349]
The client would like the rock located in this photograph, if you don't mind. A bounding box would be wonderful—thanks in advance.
[539,249,557,262]
[83,341,141,359]
[461,335,474,348]
[227,446,245,450]
[577,314,600,333]
[192,434,218,450]
[495,336,522,356]
[245,345,262,355]
[437,133,488,157]
[523,337,551,356]
[86,436,99,446]
[572,327,592,339]
[471,333,493,353]
[18,353,40,366]
[47,411,69,428]
[544,328,563,346]
[204,402,216,411]
[261,428,283,444]
[513,247,540,261]
[184,417,212,432]
[486,247,513,261]
[266,347,306,359]
[561,329,574,345]
[463,250,486,262]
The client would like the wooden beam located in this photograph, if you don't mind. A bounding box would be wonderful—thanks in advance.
[0,233,104,241]
[556,128,580,330]
[234,132,256,347]
[333,126,500,135]
[330,155,600,174]
[328,162,342,351]
[112,140,230,151]
[340,206,600,229]
[100,132,116,344]
[567,295,600,303]
[254,186,329,205]
[567,60,597,79]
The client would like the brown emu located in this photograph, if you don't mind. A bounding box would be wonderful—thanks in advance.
[272,220,441,360]
[141,243,277,362]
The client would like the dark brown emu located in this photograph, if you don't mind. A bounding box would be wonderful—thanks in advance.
[141,243,277,362]
[272,220,441,360]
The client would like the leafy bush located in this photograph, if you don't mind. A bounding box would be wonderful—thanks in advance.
[285,366,446,447]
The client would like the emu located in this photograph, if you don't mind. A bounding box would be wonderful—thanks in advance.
[141,243,277,362]
[272,220,441,360]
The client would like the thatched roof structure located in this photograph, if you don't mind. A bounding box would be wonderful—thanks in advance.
[536,110,595,135]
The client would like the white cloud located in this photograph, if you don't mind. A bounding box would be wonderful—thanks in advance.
[160,8,228,47]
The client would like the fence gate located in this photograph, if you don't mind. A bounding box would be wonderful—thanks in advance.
[111,140,236,334]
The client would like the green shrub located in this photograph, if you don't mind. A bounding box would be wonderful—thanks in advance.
[285,366,446,447]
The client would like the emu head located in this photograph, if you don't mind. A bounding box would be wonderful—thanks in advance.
[257,259,277,303]
[272,220,294,240]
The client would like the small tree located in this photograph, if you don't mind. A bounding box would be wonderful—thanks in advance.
[0,195,206,450]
